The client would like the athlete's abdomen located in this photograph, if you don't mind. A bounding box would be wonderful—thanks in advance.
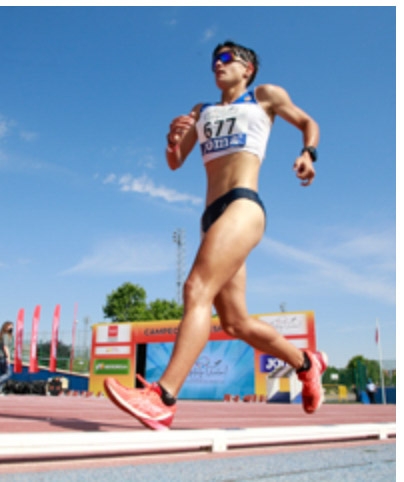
[204,151,261,206]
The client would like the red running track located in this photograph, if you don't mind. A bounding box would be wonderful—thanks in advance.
[0,394,396,477]
[0,394,395,434]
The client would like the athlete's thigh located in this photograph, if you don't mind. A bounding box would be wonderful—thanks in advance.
[190,199,264,295]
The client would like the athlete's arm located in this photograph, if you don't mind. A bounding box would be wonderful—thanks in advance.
[166,105,201,170]
[256,84,320,186]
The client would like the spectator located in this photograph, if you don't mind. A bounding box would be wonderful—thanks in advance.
[366,378,377,403]
[0,321,13,394]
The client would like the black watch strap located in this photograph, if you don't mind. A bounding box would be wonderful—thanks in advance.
[301,146,318,162]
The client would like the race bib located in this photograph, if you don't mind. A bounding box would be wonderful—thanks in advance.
[198,104,248,156]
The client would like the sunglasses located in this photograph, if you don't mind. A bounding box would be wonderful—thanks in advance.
[211,51,248,72]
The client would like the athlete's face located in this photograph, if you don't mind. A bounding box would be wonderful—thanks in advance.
[211,49,248,72]
[212,48,253,87]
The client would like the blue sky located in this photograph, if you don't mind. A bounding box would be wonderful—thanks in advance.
[0,6,396,368]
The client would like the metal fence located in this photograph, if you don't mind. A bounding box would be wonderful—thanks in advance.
[9,330,91,374]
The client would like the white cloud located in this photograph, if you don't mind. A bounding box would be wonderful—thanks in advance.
[258,229,395,305]
[105,173,203,206]
[0,149,7,164]
[137,153,156,169]
[17,258,32,266]
[62,236,173,276]
[0,115,18,140]
[20,131,38,142]
[0,118,11,139]
[166,18,178,27]
[103,173,116,184]
[0,115,37,143]
[202,27,216,43]
[323,230,395,262]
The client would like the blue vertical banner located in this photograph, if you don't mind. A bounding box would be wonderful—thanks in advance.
[146,340,254,400]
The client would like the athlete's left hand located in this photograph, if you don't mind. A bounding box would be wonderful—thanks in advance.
[293,155,315,187]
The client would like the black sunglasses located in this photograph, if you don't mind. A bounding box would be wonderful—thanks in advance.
[211,51,248,72]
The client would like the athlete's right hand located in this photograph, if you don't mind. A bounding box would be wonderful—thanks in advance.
[167,112,197,146]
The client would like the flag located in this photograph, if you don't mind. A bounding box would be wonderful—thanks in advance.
[375,325,379,344]
[69,303,78,372]
[49,304,61,372]
[13,308,25,373]
[29,305,41,373]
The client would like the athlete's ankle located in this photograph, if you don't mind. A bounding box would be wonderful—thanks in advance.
[296,351,312,373]
[158,382,177,406]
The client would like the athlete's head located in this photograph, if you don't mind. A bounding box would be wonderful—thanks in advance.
[212,40,259,86]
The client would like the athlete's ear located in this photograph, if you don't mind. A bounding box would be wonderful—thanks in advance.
[244,62,255,83]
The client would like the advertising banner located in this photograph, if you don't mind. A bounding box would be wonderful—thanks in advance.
[89,311,316,400]
[89,322,136,395]
[13,308,24,373]
[146,340,254,400]
[69,303,78,372]
[253,311,316,400]
[49,304,61,372]
[29,305,41,373]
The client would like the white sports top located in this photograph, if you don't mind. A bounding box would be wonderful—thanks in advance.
[196,89,272,164]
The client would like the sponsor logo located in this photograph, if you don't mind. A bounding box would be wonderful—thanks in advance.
[201,133,246,155]
[94,358,130,375]
[188,356,229,384]
[108,325,119,337]
[259,355,287,373]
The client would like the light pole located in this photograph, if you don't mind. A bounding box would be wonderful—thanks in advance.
[172,229,186,305]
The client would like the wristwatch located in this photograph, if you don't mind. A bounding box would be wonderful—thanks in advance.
[301,146,318,162]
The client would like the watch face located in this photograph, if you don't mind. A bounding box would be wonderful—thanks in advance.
[304,147,317,161]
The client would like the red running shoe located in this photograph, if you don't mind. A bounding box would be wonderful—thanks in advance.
[104,375,176,431]
[297,350,328,414]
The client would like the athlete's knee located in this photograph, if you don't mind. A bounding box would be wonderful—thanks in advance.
[182,274,211,307]
[220,315,249,339]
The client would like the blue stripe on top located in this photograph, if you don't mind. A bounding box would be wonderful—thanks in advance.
[200,90,256,113]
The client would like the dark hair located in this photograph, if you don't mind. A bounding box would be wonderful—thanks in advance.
[213,40,259,86]
[1,321,13,338]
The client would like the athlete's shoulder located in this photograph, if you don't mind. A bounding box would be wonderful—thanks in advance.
[255,84,290,102]
[192,102,209,119]
[255,85,295,119]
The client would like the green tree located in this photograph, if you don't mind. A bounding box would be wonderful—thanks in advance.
[103,282,183,322]
[346,355,381,389]
[148,298,183,320]
[322,365,341,385]
[103,282,149,321]
[322,356,395,391]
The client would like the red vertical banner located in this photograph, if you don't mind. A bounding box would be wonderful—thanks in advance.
[29,305,41,373]
[69,303,78,372]
[13,308,25,373]
[49,304,61,372]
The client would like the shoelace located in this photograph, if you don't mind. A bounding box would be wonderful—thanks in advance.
[136,374,151,388]
[136,374,162,398]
